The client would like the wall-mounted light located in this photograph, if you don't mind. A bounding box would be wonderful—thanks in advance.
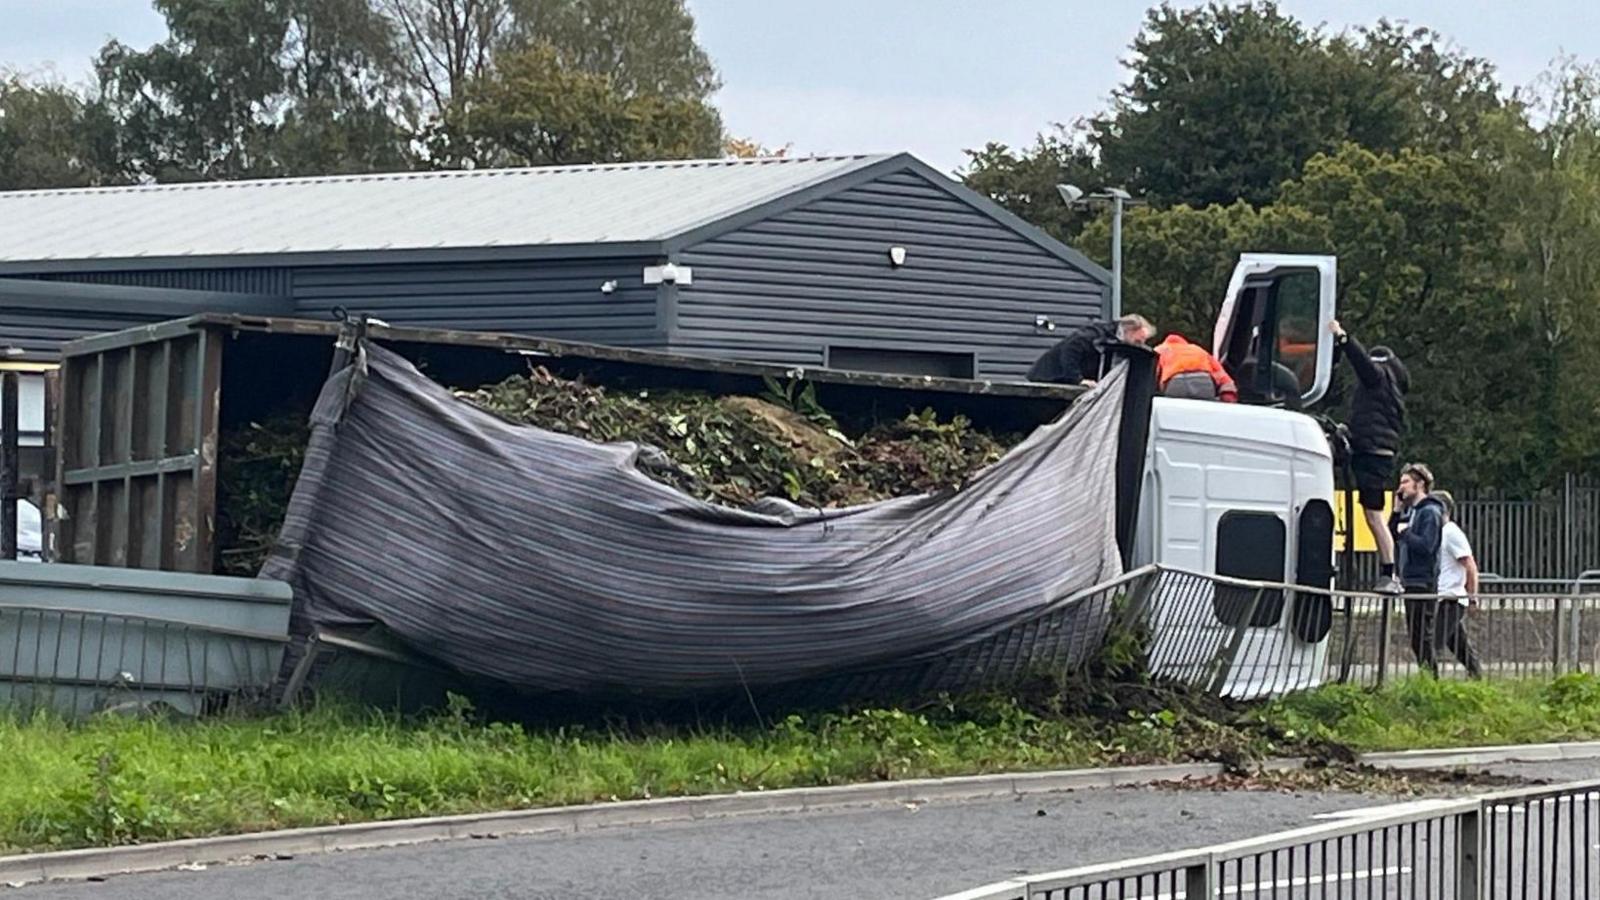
[600,279,618,295]
[643,263,693,285]
[1035,314,1056,333]
[888,246,908,267]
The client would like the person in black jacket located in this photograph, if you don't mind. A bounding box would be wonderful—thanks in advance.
[1028,314,1154,385]
[1329,319,1410,593]
[1390,462,1447,674]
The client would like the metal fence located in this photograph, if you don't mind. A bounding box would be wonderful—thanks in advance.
[934,779,1600,900]
[1105,567,1600,698]
[0,603,287,717]
[1345,474,1600,585]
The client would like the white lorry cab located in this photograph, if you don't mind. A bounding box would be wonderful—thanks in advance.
[1130,254,1342,698]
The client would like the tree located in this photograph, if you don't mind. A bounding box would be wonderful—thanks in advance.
[1077,142,1542,489]
[95,0,412,181]
[723,136,790,158]
[1491,63,1600,482]
[960,127,1101,242]
[1090,2,1394,207]
[968,3,1510,213]
[0,75,125,190]
[427,43,721,167]
[506,0,719,100]
[383,0,719,116]
[380,0,509,116]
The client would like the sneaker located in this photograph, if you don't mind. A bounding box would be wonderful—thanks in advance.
[1372,575,1403,595]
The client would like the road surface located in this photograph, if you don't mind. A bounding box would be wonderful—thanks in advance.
[17,762,1595,900]
[14,785,1386,900]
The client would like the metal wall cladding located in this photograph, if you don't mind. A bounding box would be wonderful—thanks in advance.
[674,171,1108,380]
[58,327,221,571]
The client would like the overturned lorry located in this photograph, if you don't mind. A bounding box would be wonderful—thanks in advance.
[34,253,1345,705]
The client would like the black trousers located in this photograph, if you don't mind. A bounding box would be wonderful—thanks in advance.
[1405,597,1483,677]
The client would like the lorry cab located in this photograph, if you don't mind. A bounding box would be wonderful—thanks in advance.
[1134,254,1340,697]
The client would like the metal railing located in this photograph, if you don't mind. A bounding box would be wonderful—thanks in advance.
[0,603,287,717]
[934,779,1600,899]
[1342,474,1600,583]
[1105,567,1600,698]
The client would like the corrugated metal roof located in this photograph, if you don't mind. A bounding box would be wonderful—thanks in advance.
[0,155,890,265]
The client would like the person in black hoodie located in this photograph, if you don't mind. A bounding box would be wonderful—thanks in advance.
[1391,462,1447,674]
[1328,319,1411,593]
[1028,314,1154,385]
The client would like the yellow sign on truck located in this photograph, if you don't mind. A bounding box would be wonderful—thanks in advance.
[1333,490,1392,552]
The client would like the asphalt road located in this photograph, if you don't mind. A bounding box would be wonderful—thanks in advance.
[16,785,1383,900]
[16,761,1597,900]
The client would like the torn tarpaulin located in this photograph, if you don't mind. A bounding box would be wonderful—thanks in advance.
[265,342,1128,699]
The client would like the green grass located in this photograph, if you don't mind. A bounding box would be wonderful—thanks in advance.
[1260,672,1600,751]
[4,675,1600,855]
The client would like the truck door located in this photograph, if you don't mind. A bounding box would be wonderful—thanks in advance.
[1211,254,1337,409]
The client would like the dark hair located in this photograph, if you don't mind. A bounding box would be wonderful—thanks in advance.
[1401,462,1434,492]
[1370,346,1411,393]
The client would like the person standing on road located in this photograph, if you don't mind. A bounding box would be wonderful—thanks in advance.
[1391,463,1447,674]
[1329,319,1411,594]
[1028,314,1155,386]
[1430,490,1485,678]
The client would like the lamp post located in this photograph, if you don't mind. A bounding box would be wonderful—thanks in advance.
[1058,184,1138,320]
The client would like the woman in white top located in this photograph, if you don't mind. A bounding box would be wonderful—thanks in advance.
[1432,491,1483,678]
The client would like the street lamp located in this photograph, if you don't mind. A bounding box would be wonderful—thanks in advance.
[1058,184,1140,320]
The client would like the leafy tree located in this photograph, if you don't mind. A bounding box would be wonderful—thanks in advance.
[961,127,1101,242]
[94,0,411,181]
[723,136,790,158]
[968,3,1509,212]
[382,0,719,117]
[0,75,125,190]
[506,0,719,100]
[427,43,720,167]
[380,0,509,116]
[1491,63,1600,482]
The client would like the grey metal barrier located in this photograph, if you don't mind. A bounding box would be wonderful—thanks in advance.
[933,779,1600,900]
[0,603,287,717]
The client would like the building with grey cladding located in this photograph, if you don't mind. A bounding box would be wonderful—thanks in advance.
[0,153,1110,380]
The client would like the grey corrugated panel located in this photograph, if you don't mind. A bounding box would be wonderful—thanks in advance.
[290,258,663,344]
[674,246,1100,287]
[1,278,290,361]
[679,305,1094,338]
[659,342,826,367]
[677,326,1077,361]
[289,258,662,289]
[679,267,1102,304]
[680,292,1099,324]
[0,156,887,265]
[673,169,1106,380]
[698,232,1100,275]
[36,268,293,295]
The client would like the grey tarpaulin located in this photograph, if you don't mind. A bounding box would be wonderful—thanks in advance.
[265,342,1128,698]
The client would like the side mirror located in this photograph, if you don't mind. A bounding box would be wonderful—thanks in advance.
[1211,254,1337,408]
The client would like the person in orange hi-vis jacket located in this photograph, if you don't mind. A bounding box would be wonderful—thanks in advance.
[1154,333,1238,402]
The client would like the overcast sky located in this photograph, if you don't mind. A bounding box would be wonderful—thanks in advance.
[2,0,1596,174]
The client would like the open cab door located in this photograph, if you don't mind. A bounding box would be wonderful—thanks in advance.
[1211,254,1337,409]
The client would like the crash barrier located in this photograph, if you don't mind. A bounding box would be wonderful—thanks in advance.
[0,562,291,717]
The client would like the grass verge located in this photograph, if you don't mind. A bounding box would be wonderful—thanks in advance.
[4,673,1600,855]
